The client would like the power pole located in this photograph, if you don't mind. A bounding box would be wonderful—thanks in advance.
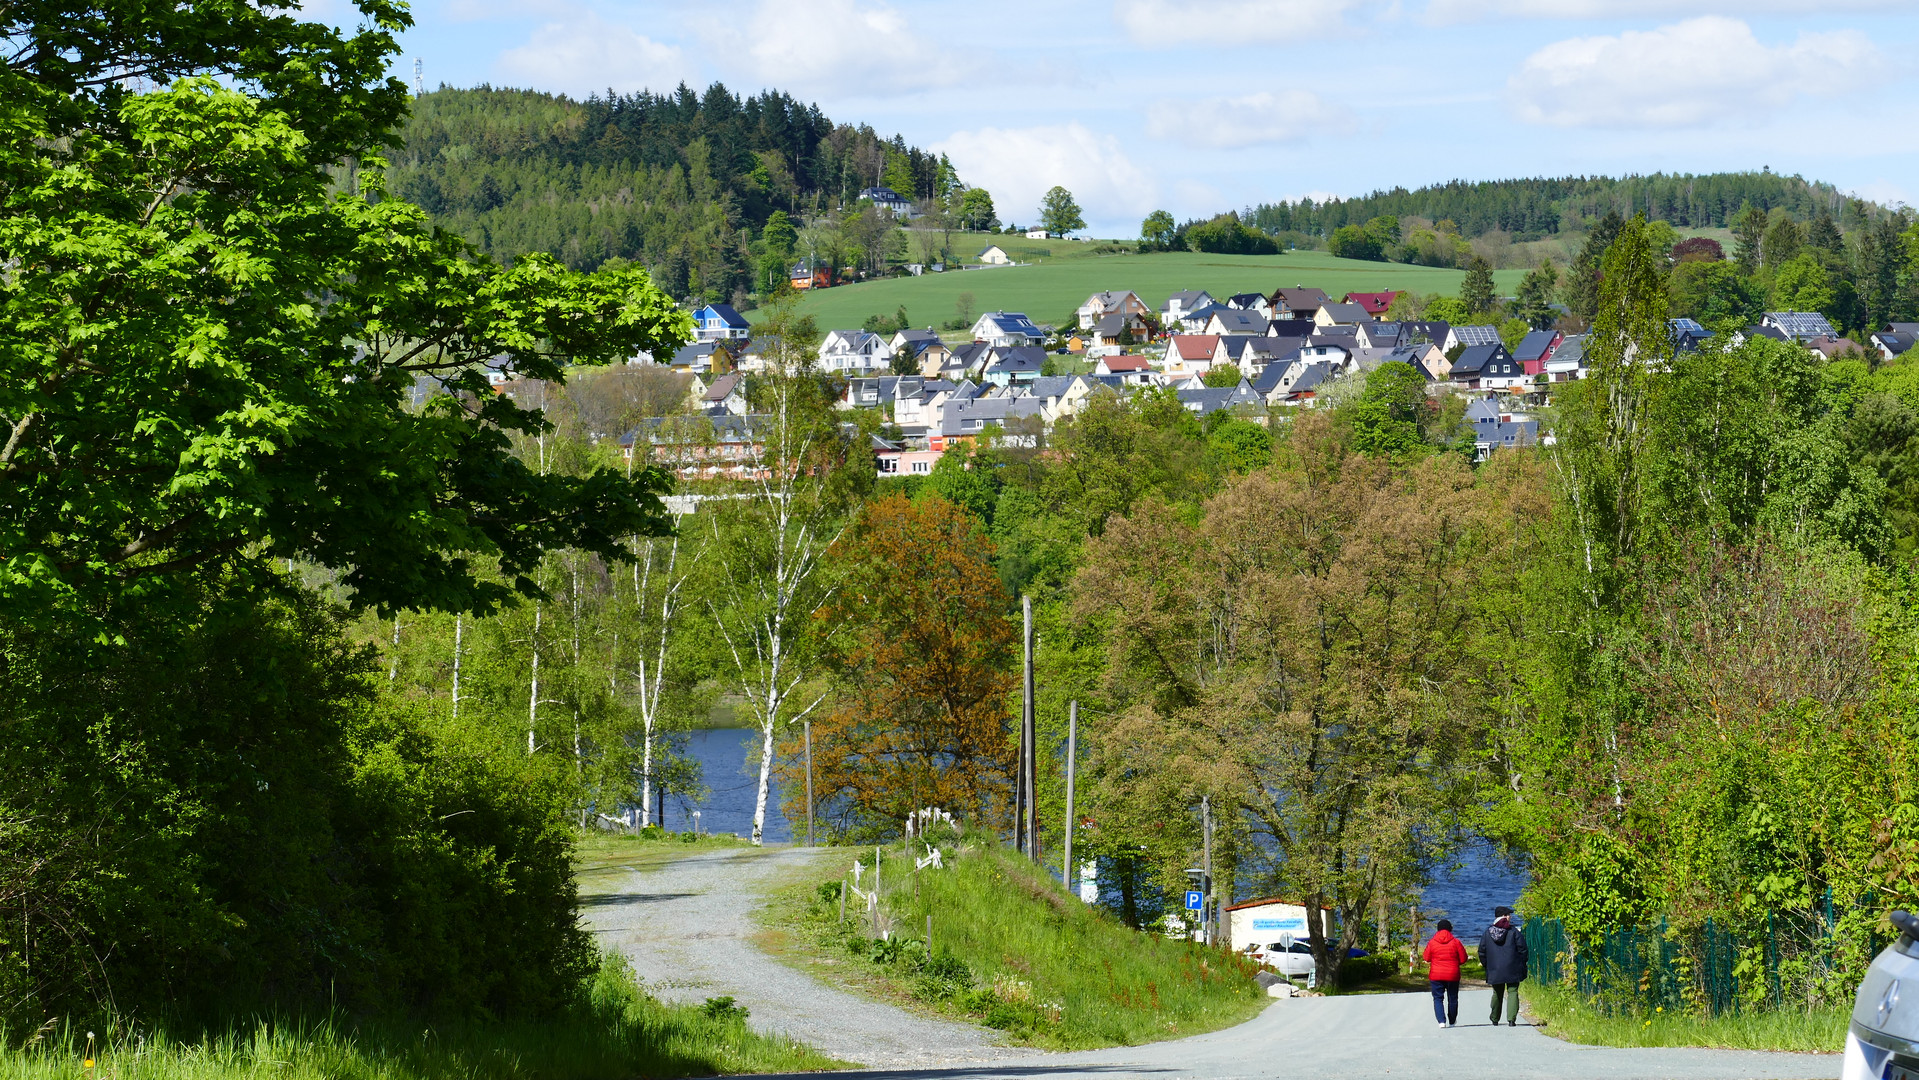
[804,720,815,846]
[1063,701,1077,894]
[1022,595,1036,862]
[1202,795,1215,946]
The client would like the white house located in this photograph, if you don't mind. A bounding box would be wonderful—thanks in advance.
[1163,290,1214,323]
[977,245,1013,266]
[1025,228,1050,239]
[1092,354,1158,386]
[971,311,1044,347]
[1077,290,1150,330]
[817,329,890,374]
[857,185,917,218]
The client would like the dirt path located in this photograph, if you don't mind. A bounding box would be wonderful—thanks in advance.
[583,845,1024,1068]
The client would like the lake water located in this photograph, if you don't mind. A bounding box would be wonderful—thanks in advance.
[678,728,1527,935]
[662,727,791,842]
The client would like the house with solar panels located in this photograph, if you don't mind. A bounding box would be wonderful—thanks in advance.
[1762,311,1839,343]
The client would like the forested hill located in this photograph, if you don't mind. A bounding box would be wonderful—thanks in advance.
[1248,173,1880,242]
[379,84,953,298]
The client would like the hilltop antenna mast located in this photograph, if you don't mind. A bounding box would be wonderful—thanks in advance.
[413,57,424,98]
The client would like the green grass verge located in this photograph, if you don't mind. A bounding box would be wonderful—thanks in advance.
[574,829,751,895]
[0,956,843,1080]
[755,250,1529,334]
[1522,982,1845,1053]
[760,837,1265,1049]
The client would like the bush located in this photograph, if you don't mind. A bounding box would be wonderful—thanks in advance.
[0,584,590,1028]
[1336,953,1403,989]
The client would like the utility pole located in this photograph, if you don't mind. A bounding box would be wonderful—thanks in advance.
[804,720,815,846]
[1063,701,1077,894]
[1202,795,1215,946]
[1022,595,1036,862]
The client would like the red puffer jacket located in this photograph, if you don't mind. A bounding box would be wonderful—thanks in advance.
[1423,930,1467,981]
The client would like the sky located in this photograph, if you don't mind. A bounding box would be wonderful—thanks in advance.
[338,0,1918,236]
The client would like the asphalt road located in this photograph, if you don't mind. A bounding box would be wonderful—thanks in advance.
[585,845,1841,1080]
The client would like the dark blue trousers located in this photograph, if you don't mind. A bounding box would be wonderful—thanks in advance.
[1430,979,1459,1025]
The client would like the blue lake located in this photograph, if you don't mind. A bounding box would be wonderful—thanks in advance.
[677,728,1528,936]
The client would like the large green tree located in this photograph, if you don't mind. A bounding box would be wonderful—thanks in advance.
[1040,185,1087,235]
[0,4,690,621]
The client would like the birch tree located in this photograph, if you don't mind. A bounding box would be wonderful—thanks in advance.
[705,297,868,844]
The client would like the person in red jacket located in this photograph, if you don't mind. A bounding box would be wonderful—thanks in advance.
[1423,919,1468,1028]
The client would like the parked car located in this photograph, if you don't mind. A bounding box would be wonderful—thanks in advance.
[1843,909,1919,1079]
[1247,941,1317,978]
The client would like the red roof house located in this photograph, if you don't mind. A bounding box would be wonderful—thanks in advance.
[1344,291,1401,316]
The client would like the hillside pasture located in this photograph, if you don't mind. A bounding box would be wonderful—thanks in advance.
[758,250,1529,334]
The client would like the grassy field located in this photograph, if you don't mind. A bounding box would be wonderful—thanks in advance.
[1522,983,1846,1053]
[758,835,1266,1050]
[756,249,1531,334]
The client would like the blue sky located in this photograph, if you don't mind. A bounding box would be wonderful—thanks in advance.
[340,0,1919,236]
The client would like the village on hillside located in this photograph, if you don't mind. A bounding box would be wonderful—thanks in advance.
[600,285,1908,480]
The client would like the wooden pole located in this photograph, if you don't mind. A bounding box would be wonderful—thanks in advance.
[1022,594,1036,862]
[1202,795,1214,946]
[1063,700,1077,894]
[804,720,815,847]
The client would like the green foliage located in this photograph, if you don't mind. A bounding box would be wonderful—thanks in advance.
[1327,215,1400,261]
[1249,172,1888,242]
[1461,255,1497,314]
[1669,260,1763,325]
[1040,186,1087,236]
[1206,419,1273,473]
[0,955,842,1080]
[1139,209,1178,252]
[780,841,1262,1049]
[1771,253,1837,318]
[0,585,590,1025]
[1181,213,1280,255]
[1342,361,1431,459]
[1560,835,1662,943]
[1200,366,1245,388]
[957,187,998,231]
[1511,259,1561,329]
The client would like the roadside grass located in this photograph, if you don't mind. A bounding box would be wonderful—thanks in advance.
[761,836,1265,1049]
[1522,982,1845,1053]
[0,955,843,1080]
[755,250,1529,335]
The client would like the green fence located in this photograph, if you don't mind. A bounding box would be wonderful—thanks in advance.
[1523,897,1864,1016]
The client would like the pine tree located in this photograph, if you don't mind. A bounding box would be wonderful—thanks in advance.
[1462,256,1496,316]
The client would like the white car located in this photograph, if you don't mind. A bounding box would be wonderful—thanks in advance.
[1247,941,1317,978]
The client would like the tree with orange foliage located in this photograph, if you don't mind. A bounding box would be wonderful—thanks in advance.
[778,492,1017,839]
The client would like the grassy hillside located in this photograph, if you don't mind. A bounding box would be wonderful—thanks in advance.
[760,837,1266,1049]
[760,249,1529,332]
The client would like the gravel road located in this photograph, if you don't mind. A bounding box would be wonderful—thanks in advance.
[587,845,1840,1079]
[584,845,1023,1068]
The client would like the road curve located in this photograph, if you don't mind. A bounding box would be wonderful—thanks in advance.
[584,845,1023,1068]
[586,845,1839,1079]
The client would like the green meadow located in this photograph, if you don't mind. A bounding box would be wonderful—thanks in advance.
[756,245,1531,333]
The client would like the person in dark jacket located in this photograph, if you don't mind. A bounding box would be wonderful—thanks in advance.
[1478,905,1528,1026]
[1422,918,1467,1027]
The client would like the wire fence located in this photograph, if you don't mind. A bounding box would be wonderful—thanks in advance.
[1523,895,1873,1016]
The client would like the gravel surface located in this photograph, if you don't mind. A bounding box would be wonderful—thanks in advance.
[584,845,1025,1068]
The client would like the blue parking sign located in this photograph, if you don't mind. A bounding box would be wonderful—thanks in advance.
[1184,890,1203,910]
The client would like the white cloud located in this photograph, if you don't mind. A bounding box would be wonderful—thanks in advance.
[732,0,940,91]
[1507,17,1884,129]
[1147,91,1351,148]
[1428,0,1902,20]
[496,12,694,96]
[933,123,1157,231]
[1116,0,1362,45]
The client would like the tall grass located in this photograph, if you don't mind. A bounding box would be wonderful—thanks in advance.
[772,837,1264,1049]
[0,956,844,1080]
[1524,983,1846,1053]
